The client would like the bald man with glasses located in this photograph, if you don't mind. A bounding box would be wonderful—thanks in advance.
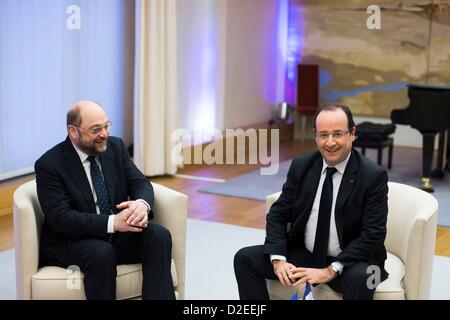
[234,103,389,300]
[35,100,175,300]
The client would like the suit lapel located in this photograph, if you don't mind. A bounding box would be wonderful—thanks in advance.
[335,150,358,247]
[62,137,95,207]
[99,144,116,213]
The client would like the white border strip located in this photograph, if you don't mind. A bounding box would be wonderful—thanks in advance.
[0,167,34,182]
[174,174,226,183]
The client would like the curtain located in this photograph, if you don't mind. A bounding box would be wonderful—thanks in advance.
[134,0,178,176]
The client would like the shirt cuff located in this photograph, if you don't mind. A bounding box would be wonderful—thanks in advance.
[107,215,115,233]
[331,261,344,275]
[270,255,287,263]
[136,199,151,213]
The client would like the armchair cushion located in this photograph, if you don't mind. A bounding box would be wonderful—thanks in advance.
[30,260,178,300]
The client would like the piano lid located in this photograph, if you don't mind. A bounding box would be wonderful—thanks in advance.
[391,82,450,132]
[408,83,450,91]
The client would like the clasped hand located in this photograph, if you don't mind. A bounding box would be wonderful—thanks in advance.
[113,200,149,232]
[273,260,337,288]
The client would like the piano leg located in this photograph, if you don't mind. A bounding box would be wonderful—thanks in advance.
[431,130,446,178]
[446,129,450,172]
[422,132,436,192]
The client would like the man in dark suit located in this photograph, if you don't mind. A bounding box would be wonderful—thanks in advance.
[35,100,175,300]
[234,103,388,300]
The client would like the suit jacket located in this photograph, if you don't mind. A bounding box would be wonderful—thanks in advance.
[264,149,388,271]
[35,136,154,264]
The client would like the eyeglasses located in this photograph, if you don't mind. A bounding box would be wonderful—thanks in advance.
[74,121,112,135]
[315,128,353,141]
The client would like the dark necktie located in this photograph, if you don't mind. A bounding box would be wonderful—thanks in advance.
[312,167,337,268]
[88,156,112,216]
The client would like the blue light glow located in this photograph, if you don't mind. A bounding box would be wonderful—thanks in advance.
[284,1,305,104]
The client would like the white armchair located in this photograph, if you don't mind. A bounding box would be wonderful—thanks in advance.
[265,181,438,300]
[14,180,188,300]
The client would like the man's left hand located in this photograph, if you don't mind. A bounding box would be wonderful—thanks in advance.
[116,201,148,228]
[289,266,337,286]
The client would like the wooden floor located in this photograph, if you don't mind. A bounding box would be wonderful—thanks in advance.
[1,138,450,257]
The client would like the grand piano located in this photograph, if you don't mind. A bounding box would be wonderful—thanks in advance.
[391,83,450,192]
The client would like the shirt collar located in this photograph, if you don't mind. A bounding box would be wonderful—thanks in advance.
[71,141,92,163]
[321,150,351,175]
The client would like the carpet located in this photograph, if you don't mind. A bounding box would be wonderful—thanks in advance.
[1,219,450,300]
[198,160,291,201]
[198,148,450,227]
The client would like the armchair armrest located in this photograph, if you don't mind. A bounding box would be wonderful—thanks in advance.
[265,191,281,213]
[151,182,188,300]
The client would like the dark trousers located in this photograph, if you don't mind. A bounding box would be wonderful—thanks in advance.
[47,223,175,300]
[234,245,381,300]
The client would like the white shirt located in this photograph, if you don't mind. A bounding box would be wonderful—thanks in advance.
[72,143,150,233]
[270,152,351,274]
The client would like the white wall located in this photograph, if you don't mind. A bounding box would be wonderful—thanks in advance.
[177,0,287,132]
[177,0,222,131]
[223,0,285,129]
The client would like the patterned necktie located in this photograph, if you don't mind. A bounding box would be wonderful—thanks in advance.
[312,167,337,268]
[87,156,112,216]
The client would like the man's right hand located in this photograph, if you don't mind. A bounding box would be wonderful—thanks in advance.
[272,260,296,286]
[113,208,144,233]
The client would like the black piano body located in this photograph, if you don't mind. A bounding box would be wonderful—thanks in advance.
[391,83,450,192]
